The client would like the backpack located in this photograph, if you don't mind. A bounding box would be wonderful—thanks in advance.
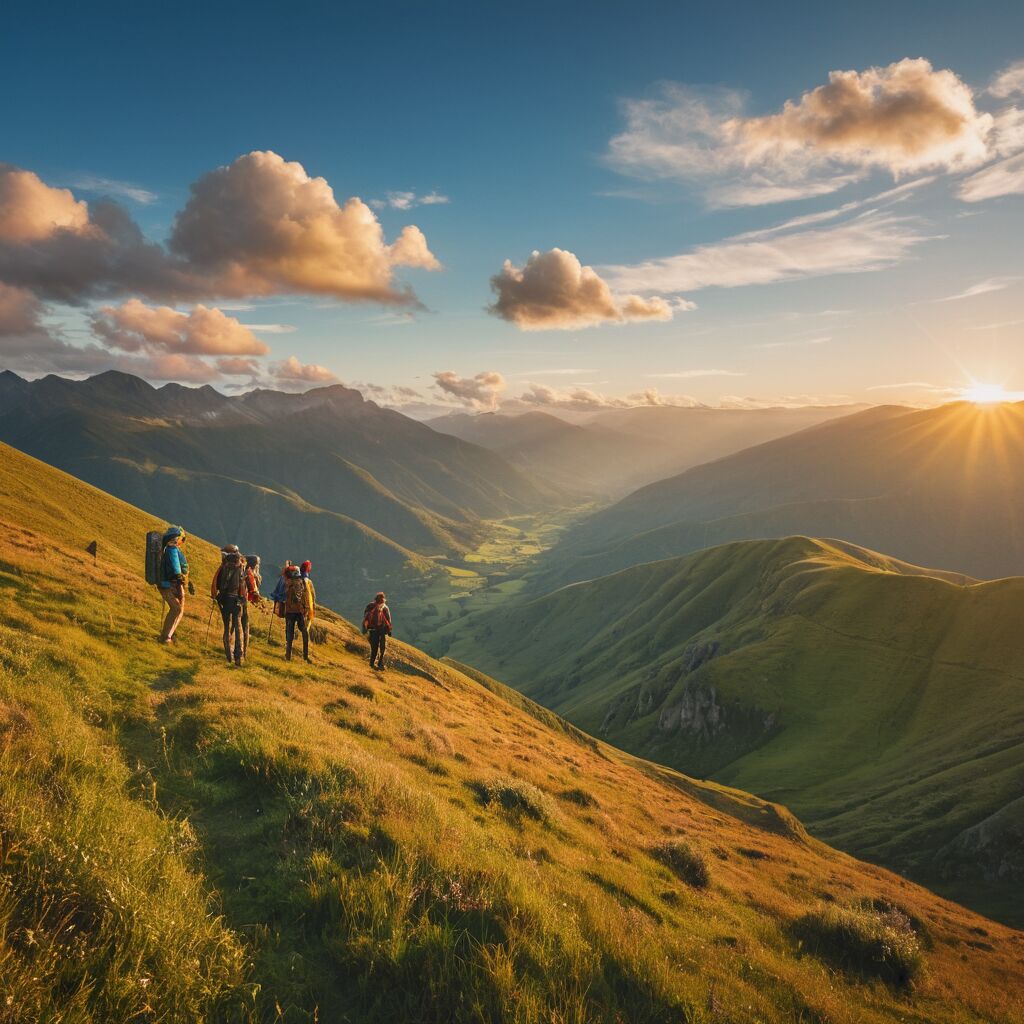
[365,603,388,630]
[145,531,163,585]
[218,552,245,597]
[285,576,307,614]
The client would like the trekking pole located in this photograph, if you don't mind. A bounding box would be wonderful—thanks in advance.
[267,606,275,644]
[204,600,216,650]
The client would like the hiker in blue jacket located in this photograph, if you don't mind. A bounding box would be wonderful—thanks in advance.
[158,526,193,644]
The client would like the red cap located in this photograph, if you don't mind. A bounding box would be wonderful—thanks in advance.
[301,560,312,572]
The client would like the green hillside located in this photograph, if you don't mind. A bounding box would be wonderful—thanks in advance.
[2,447,1023,1022]
[534,402,1024,589]
[433,536,1024,926]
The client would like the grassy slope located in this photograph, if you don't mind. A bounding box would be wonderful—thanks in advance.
[534,402,1024,589]
[434,536,1024,925]
[1,445,1023,1023]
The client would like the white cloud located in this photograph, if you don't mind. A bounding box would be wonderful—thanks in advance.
[608,59,994,206]
[990,60,1024,99]
[958,151,1024,202]
[69,175,157,204]
[754,336,831,350]
[370,190,451,210]
[929,277,1019,303]
[603,209,934,295]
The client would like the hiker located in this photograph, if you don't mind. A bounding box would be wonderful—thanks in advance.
[211,545,248,666]
[282,565,315,663]
[362,591,392,670]
[242,555,262,656]
[300,561,317,628]
[270,560,294,617]
[158,526,192,644]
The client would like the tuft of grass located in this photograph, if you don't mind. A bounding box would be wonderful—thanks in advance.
[470,777,553,822]
[558,787,599,808]
[793,903,924,987]
[650,840,711,889]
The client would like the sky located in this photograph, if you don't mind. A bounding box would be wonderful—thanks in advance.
[2,0,1024,415]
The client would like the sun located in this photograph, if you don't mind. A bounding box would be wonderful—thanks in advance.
[959,383,1024,405]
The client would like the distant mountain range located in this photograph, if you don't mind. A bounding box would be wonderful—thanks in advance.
[0,370,561,615]
[433,535,1024,924]
[532,402,1024,588]
[429,403,866,498]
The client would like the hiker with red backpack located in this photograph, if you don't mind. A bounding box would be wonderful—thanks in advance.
[362,592,392,670]
[282,565,315,663]
[211,545,251,666]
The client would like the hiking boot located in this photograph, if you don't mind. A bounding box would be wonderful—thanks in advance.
[303,656,312,664]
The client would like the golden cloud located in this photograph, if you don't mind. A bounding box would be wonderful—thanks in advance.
[91,299,270,356]
[0,165,91,242]
[489,248,674,330]
[169,151,440,303]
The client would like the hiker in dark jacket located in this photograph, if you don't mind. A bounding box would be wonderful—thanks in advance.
[158,526,191,644]
[362,592,392,670]
[282,566,314,663]
[211,544,248,666]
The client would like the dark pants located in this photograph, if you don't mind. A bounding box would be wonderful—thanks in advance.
[241,601,250,656]
[369,628,388,666]
[285,613,308,659]
[219,594,243,664]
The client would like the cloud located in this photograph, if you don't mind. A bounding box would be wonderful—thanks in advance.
[608,59,993,205]
[68,175,157,204]
[867,381,955,393]
[433,370,506,410]
[370,190,450,210]
[0,286,229,382]
[603,209,933,294]
[91,299,270,356]
[958,151,1024,201]
[929,277,1019,302]
[990,60,1024,99]
[0,164,91,242]
[241,322,297,334]
[645,369,744,379]
[269,355,340,385]
[512,382,703,411]
[488,248,675,330]
[0,154,441,307]
[169,151,440,303]
[754,336,831,350]
[718,393,854,409]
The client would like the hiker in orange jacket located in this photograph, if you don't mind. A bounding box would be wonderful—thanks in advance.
[362,591,392,670]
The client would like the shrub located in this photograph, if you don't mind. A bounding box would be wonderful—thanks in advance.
[471,777,553,822]
[793,903,924,986]
[650,840,711,889]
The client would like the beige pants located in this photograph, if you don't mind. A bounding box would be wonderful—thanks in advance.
[160,586,184,640]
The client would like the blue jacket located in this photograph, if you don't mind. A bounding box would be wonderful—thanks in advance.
[270,575,287,603]
[160,545,188,589]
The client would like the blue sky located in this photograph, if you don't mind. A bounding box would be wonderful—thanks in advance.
[2,0,1024,412]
